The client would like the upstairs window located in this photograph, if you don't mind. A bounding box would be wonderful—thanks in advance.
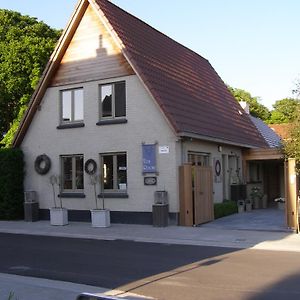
[100,81,126,119]
[61,88,83,124]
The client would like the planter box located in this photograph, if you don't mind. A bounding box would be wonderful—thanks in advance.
[50,208,68,226]
[91,209,110,228]
[277,202,285,210]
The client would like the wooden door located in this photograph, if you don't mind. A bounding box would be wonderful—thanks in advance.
[179,164,214,226]
[193,166,214,225]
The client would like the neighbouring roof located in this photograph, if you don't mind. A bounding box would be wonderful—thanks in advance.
[250,116,282,148]
[13,0,267,148]
[269,123,292,140]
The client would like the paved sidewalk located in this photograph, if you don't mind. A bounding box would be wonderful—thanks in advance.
[0,219,299,252]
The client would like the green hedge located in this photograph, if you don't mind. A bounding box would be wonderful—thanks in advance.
[0,148,24,220]
[214,200,237,219]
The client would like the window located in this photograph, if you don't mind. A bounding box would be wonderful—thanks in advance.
[61,88,83,124]
[249,162,261,182]
[100,82,126,119]
[61,155,84,192]
[188,152,210,166]
[101,153,127,192]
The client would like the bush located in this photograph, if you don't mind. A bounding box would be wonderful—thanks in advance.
[214,200,237,219]
[0,148,24,219]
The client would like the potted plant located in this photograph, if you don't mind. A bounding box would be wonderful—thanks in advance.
[250,186,263,209]
[89,174,110,228]
[49,175,68,226]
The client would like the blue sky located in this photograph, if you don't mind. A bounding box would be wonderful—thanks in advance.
[1,0,299,109]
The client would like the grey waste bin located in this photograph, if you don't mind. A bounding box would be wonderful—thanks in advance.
[152,191,169,227]
[24,191,39,222]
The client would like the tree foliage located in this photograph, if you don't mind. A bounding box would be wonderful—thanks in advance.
[269,98,300,124]
[228,86,270,121]
[0,9,61,145]
[283,108,300,163]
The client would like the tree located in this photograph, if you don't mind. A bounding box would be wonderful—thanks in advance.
[269,98,300,124]
[0,9,61,146]
[283,107,300,166]
[227,86,270,121]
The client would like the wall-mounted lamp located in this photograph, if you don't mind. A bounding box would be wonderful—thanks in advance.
[218,145,222,152]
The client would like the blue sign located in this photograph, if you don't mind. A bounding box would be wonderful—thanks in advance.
[142,144,156,173]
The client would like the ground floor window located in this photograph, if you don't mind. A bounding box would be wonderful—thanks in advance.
[188,152,210,166]
[100,153,127,192]
[61,155,84,192]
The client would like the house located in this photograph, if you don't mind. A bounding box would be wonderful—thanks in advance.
[14,0,269,226]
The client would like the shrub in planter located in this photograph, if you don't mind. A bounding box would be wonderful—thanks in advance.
[0,148,24,220]
[214,200,238,219]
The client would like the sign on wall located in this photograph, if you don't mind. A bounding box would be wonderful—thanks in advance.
[142,144,157,173]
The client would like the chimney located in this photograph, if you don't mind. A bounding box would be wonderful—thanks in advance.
[239,101,250,114]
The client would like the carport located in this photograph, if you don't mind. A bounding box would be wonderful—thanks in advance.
[243,148,299,232]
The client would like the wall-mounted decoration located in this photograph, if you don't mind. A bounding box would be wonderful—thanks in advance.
[142,144,157,173]
[144,177,157,186]
[214,158,222,183]
[34,154,51,175]
[84,159,97,175]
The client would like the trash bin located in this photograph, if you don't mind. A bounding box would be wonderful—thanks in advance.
[237,200,245,213]
[152,191,169,227]
[24,191,39,222]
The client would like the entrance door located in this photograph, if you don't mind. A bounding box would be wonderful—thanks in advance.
[179,164,214,226]
[193,166,214,225]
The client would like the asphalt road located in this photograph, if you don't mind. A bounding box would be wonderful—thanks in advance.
[1,233,300,300]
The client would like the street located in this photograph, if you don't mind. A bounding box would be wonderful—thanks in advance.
[1,233,300,299]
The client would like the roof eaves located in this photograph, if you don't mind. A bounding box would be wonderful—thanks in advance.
[178,131,266,149]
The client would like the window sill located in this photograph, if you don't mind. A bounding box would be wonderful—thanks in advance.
[98,193,129,199]
[57,123,85,129]
[96,119,127,126]
[59,193,86,198]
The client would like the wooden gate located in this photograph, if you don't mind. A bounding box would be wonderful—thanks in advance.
[179,164,214,226]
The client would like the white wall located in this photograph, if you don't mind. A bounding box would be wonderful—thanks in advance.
[22,75,180,213]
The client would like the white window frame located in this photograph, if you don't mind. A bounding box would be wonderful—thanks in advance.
[60,88,84,124]
[61,154,84,192]
[100,152,127,192]
[99,81,126,120]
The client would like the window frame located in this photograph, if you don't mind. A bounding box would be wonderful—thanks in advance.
[60,154,84,193]
[60,87,84,125]
[99,81,126,121]
[100,152,127,193]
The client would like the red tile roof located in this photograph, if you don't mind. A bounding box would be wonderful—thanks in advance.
[93,0,267,148]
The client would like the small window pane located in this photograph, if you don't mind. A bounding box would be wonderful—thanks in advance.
[115,82,126,117]
[117,154,127,189]
[62,91,72,122]
[74,89,83,121]
[103,155,113,190]
[101,85,112,117]
[75,156,84,189]
[62,157,72,190]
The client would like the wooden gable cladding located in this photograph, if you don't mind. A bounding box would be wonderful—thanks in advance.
[51,4,134,87]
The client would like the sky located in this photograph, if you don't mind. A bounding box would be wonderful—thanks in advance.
[0,0,299,109]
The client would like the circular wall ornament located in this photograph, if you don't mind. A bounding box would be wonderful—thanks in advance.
[34,154,51,175]
[215,159,221,176]
[85,159,97,175]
